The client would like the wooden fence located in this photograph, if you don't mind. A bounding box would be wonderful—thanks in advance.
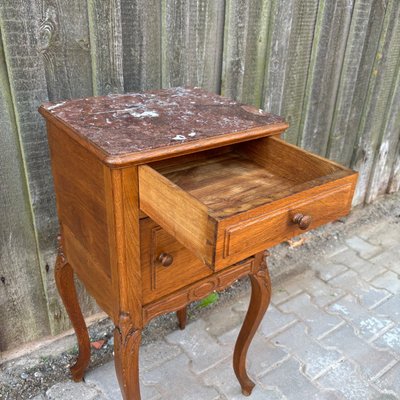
[1,0,399,352]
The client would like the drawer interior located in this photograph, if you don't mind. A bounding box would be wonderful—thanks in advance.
[149,136,353,220]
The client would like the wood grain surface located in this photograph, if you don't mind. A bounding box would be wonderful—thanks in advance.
[1,0,399,351]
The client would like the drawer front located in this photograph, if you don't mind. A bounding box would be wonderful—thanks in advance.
[140,219,212,304]
[222,183,353,262]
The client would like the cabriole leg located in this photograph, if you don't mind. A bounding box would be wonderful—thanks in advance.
[233,251,272,396]
[114,313,142,400]
[54,237,90,381]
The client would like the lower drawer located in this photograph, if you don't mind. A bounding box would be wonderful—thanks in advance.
[140,218,212,304]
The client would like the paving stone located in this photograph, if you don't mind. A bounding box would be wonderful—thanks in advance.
[203,298,246,337]
[309,259,348,282]
[85,360,161,400]
[166,319,229,374]
[231,295,249,314]
[142,353,220,400]
[375,362,400,396]
[329,270,391,308]
[330,249,385,281]
[345,236,383,259]
[322,243,351,258]
[358,221,400,249]
[259,304,298,338]
[357,221,387,240]
[371,270,400,295]
[373,325,400,354]
[328,295,393,341]
[202,356,284,400]
[370,249,400,275]
[45,381,104,400]
[259,357,325,400]
[293,270,345,307]
[271,278,303,305]
[317,360,383,399]
[320,323,395,379]
[217,326,288,376]
[139,339,181,372]
[272,322,342,379]
[373,295,400,323]
[279,293,343,338]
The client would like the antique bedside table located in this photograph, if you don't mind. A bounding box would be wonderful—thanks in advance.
[39,87,357,400]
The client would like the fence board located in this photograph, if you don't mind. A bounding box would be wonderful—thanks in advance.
[222,0,271,106]
[0,31,50,352]
[262,0,295,115]
[38,0,93,101]
[162,0,225,92]
[299,0,354,155]
[366,67,400,202]
[88,0,124,95]
[121,0,161,91]
[388,139,400,193]
[351,0,400,204]
[280,0,319,144]
[327,0,385,164]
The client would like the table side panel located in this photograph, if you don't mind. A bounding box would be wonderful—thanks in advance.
[47,122,115,316]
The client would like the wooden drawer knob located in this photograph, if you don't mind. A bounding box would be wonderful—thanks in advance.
[292,213,312,230]
[158,252,174,267]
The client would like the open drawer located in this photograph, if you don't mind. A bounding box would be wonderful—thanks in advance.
[139,136,358,271]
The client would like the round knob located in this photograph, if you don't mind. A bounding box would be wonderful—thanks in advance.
[292,213,312,230]
[158,252,174,267]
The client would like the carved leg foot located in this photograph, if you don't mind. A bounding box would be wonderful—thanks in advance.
[233,251,271,396]
[114,313,142,400]
[177,306,187,330]
[54,239,90,382]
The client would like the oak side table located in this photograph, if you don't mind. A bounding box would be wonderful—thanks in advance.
[39,87,357,400]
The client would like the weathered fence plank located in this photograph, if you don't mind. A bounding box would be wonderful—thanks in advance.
[222,0,271,106]
[299,0,354,155]
[121,0,161,91]
[262,0,295,115]
[0,30,50,352]
[38,0,93,101]
[351,0,400,205]
[327,0,388,165]
[88,0,124,95]
[366,67,400,203]
[388,139,400,193]
[279,0,319,144]
[162,0,225,92]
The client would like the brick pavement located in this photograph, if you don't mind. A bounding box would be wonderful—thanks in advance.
[34,220,400,400]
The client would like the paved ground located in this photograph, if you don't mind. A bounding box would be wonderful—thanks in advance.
[33,219,400,400]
